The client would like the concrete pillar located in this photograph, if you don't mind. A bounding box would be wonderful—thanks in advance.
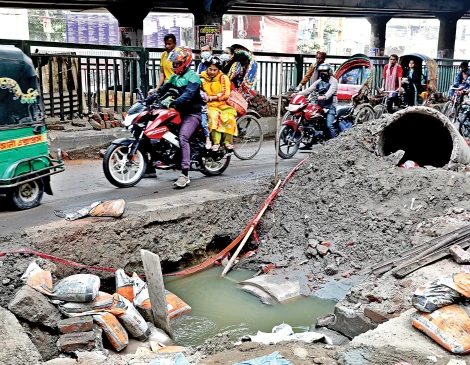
[186,0,236,50]
[366,16,391,57]
[436,13,463,59]
[108,6,151,48]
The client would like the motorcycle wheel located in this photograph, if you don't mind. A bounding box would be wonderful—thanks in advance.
[200,154,231,176]
[278,125,300,159]
[282,111,293,123]
[103,144,147,188]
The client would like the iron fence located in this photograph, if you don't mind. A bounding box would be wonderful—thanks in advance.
[0,39,466,120]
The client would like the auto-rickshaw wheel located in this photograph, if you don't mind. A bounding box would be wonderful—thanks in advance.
[8,178,44,210]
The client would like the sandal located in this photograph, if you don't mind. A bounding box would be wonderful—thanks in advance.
[211,144,220,152]
[225,144,234,150]
[205,142,212,150]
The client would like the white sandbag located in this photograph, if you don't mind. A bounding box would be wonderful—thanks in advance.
[21,262,53,295]
[93,313,128,351]
[46,274,100,302]
[109,293,151,341]
[116,269,133,302]
[59,291,114,315]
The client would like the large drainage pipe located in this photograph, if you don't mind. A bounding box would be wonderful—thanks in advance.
[377,106,470,167]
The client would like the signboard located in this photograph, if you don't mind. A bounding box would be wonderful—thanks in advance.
[66,13,119,45]
[196,25,222,50]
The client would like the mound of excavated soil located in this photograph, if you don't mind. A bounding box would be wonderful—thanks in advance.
[256,119,470,282]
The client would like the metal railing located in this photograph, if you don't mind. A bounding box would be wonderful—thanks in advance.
[0,39,466,120]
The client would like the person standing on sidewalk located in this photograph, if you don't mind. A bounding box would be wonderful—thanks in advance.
[382,54,403,113]
[296,51,327,90]
[155,34,177,91]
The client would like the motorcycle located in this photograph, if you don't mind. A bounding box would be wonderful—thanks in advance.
[457,97,470,138]
[103,88,231,188]
[277,91,354,159]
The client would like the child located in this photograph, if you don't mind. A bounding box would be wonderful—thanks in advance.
[200,89,211,149]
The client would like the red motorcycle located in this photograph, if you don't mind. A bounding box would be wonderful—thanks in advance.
[278,91,354,159]
[103,89,231,188]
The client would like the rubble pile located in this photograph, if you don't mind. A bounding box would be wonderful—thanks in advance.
[256,117,470,283]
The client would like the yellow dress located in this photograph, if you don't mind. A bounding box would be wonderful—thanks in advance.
[200,71,238,136]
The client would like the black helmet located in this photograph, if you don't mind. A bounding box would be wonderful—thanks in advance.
[317,63,332,76]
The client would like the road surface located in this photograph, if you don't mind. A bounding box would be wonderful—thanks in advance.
[0,143,318,234]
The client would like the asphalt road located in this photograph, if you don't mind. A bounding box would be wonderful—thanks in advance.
[0,143,318,234]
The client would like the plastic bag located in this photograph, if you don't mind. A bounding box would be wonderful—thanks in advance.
[93,313,129,351]
[62,199,125,221]
[400,160,419,169]
[45,274,100,302]
[59,291,114,315]
[116,269,134,302]
[109,293,150,341]
[412,304,470,354]
[21,262,53,295]
[412,273,470,313]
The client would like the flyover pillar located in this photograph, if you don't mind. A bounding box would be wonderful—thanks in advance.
[108,6,151,48]
[366,16,391,57]
[186,0,236,50]
[436,12,462,59]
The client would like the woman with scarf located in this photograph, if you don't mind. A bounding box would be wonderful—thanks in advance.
[402,59,421,106]
[220,45,251,89]
[200,56,238,152]
[382,54,403,113]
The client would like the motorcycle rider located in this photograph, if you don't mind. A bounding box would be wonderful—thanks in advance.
[296,63,338,146]
[451,61,470,97]
[147,47,204,188]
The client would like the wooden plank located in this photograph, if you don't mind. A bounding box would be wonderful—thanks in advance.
[393,239,470,278]
[140,249,173,339]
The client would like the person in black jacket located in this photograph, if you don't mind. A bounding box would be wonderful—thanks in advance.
[402,59,421,106]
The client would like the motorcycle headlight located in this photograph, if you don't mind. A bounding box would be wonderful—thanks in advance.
[123,114,137,127]
[287,104,300,113]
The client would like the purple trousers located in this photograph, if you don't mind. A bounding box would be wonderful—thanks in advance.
[179,114,202,170]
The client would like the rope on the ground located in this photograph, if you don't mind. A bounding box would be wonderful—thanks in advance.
[0,157,310,277]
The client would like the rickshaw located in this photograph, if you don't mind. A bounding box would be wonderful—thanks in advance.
[0,46,64,210]
[373,53,439,117]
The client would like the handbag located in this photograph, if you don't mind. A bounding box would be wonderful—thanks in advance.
[227,84,248,116]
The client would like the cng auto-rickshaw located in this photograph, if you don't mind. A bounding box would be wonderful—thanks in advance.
[0,46,63,209]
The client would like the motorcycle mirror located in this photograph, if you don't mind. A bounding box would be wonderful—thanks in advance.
[135,88,144,100]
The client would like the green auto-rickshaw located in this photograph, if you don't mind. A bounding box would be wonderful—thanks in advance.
[0,45,63,210]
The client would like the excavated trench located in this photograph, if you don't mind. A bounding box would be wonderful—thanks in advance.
[378,106,470,167]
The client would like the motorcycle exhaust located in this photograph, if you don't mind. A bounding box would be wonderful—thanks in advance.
[162,131,180,148]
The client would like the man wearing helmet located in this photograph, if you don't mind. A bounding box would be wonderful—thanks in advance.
[149,47,204,188]
[296,63,338,145]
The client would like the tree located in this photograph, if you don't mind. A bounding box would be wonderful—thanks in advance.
[28,10,67,42]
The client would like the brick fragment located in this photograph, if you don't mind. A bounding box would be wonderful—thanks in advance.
[58,332,95,352]
[317,245,329,256]
[450,245,470,264]
[58,316,93,334]
[363,306,398,324]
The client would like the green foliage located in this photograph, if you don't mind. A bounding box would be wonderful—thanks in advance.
[28,10,67,42]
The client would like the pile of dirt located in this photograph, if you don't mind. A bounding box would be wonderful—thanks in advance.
[253,118,470,288]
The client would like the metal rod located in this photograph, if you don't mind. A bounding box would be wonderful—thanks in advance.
[77,58,83,117]
[275,60,283,184]
[105,58,109,108]
[86,57,91,114]
[48,58,54,117]
[57,56,65,121]
[67,57,73,120]
[96,57,100,112]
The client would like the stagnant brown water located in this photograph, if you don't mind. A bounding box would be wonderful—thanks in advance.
[164,267,337,346]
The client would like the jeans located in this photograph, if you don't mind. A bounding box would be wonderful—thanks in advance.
[326,105,336,139]
[179,114,202,170]
[387,95,398,113]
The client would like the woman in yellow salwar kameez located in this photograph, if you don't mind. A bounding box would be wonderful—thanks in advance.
[200,56,238,152]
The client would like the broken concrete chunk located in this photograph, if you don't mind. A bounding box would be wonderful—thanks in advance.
[58,332,96,352]
[239,285,274,305]
[315,314,336,328]
[239,275,300,302]
[363,306,398,324]
[327,305,377,339]
[308,327,350,346]
[317,245,329,256]
[325,264,339,276]
[450,245,470,264]
[305,246,318,259]
[385,149,405,165]
[0,307,42,365]
[58,316,93,334]
[21,321,59,361]
[42,359,77,365]
[8,285,62,329]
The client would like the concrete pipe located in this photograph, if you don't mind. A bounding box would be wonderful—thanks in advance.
[377,106,470,167]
